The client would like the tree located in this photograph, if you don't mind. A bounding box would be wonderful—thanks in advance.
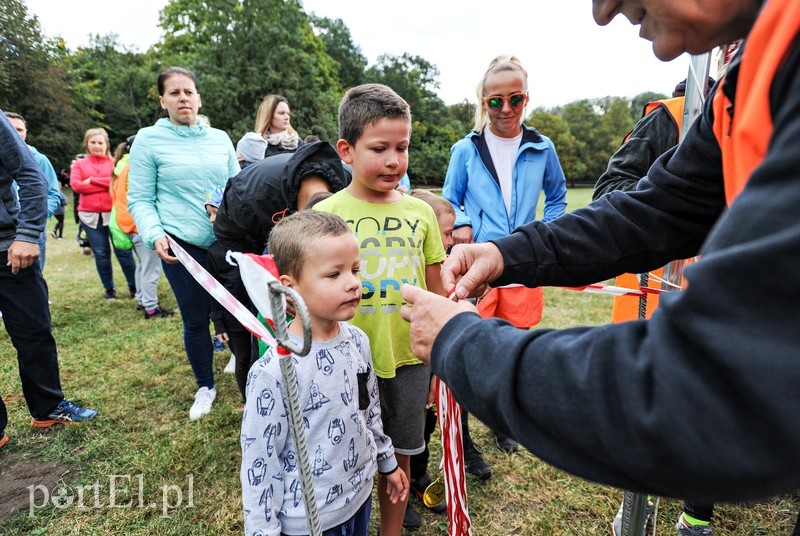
[0,0,86,168]
[528,109,582,185]
[309,15,367,90]
[158,0,341,140]
[64,35,161,144]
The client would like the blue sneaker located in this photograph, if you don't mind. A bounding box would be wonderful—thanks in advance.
[31,400,98,428]
[213,339,225,352]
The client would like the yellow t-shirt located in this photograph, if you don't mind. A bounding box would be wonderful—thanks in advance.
[315,190,446,378]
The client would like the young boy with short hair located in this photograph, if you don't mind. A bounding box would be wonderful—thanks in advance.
[240,210,407,536]
[314,84,446,535]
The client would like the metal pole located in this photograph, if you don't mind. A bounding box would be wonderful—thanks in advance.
[663,52,712,289]
[268,283,320,536]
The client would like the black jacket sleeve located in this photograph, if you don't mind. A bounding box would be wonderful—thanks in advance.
[593,107,680,200]
[432,45,800,502]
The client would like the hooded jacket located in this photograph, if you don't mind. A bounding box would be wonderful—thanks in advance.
[127,118,239,249]
[442,125,567,244]
[0,111,46,250]
[209,141,350,327]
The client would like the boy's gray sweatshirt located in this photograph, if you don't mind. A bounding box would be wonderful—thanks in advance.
[241,322,397,535]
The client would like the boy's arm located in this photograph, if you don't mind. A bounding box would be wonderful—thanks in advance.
[241,363,287,536]
[425,263,445,296]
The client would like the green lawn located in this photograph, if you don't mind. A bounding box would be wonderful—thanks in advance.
[0,188,797,535]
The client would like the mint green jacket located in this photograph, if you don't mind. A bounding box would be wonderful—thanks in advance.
[128,118,239,249]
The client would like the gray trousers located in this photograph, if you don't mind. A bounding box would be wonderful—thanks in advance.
[131,232,162,310]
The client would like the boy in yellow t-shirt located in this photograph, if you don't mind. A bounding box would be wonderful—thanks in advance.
[315,84,445,536]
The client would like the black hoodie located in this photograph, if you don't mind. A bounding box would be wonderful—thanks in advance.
[208,141,350,331]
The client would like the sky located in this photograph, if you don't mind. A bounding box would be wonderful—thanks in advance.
[25,0,693,108]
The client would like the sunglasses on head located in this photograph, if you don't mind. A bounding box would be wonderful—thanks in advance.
[484,92,526,110]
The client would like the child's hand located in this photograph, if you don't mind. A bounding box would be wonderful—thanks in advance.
[385,468,409,504]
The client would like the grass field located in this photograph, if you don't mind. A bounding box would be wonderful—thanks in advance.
[1,188,798,535]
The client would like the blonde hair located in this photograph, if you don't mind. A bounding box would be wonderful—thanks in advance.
[409,189,454,219]
[82,128,111,156]
[254,94,298,137]
[473,54,529,132]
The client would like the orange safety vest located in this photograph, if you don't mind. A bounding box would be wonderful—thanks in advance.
[623,97,685,144]
[614,0,799,324]
[712,0,799,203]
[611,97,685,323]
[111,163,137,234]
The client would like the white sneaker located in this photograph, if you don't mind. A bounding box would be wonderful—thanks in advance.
[224,354,236,374]
[189,387,216,421]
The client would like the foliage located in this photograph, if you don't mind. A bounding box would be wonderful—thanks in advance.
[3,0,665,187]
[64,35,162,144]
[309,14,367,90]
[0,0,86,169]
[158,0,341,140]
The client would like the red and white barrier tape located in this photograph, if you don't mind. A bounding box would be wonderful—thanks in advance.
[166,236,277,347]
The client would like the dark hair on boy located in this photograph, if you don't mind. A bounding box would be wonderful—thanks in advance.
[408,189,455,219]
[268,210,352,279]
[303,191,334,210]
[157,66,198,96]
[338,83,411,146]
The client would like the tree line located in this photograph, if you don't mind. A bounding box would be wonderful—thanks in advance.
[0,0,667,186]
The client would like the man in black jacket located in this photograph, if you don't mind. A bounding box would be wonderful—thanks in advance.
[209,141,350,399]
[400,0,800,504]
[0,111,97,447]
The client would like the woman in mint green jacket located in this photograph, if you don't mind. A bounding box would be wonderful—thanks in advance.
[128,67,239,421]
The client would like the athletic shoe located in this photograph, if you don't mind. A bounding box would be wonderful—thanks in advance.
[128,286,137,299]
[494,432,519,453]
[223,354,236,374]
[0,433,8,448]
[50,230,57,238]
[31,400,98,428]
[403,502,421,530]
[612,500,655,536]
[411,473,446,514]
[136,302,145,311]
[676,514,714,536]
[189,387,216,421]
[464,438,493,480]
[213,339,225,352]
[144,306,174,319]
[104,288,117,300]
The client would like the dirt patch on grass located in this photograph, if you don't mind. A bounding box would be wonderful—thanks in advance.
[0,450,74,523]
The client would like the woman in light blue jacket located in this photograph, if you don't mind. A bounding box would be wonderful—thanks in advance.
[441,54,567,460]
[128,67,239,421]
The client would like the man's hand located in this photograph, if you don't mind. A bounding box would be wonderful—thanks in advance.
[7,240,40,274]
[400,284,478,362]
[154,237,179,264]
[441,242,505,300]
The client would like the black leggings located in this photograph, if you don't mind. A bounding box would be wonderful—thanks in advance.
[228,331,254,402]
[52,214,64,237]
